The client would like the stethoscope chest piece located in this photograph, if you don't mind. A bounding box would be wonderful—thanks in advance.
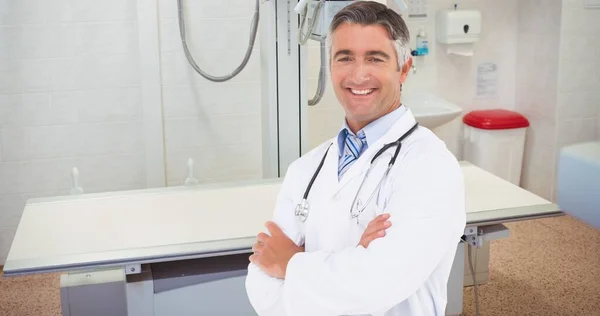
[295,199,309,223]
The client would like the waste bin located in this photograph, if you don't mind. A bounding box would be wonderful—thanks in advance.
[462,109,530,186]
[460,109,530,288]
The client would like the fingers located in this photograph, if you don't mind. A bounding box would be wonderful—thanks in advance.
[250,241,264,264]
[364,213,391,236]
[377,213,391,222]
[359,214,392,248]
[256,232,269,243]
[252,242,264,254]
[265,221,283,236]
[360,229,387,247]
[360,233,381,248]
[370,213,390,227]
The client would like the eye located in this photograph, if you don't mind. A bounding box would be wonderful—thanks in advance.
[337,57,350,62]
[369,58,384,63]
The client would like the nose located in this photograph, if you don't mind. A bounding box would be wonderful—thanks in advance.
[348,61,370,85]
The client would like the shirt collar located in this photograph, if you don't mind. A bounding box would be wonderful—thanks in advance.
[337,105,407,157]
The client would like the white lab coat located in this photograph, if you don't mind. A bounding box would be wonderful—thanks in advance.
[245,109,466,316]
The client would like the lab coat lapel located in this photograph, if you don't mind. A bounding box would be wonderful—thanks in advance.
[334,109,418,192]
[313,139,342,200]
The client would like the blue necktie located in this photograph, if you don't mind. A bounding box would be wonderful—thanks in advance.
[339,130,367,179]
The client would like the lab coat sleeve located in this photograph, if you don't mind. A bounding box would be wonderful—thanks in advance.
[282,148,467,315]
[245,162,305,316]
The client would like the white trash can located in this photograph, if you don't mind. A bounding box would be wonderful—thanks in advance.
[460,109,530,288]
[462,109,530,186]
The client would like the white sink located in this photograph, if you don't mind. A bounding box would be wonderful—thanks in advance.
[402,93,463,129]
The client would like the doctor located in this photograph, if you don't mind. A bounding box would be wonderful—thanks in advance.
[246,1,466,315]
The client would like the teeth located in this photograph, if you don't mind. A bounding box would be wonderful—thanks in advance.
[351,89,373,95]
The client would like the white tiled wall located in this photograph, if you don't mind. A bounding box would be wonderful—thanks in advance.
[516,0,600,202]
[0,0,144,263]
[557,0,600,148]
[554,0,600,201]
[515,0,562,201]
[306,0,520,156]
[157,0,263,186]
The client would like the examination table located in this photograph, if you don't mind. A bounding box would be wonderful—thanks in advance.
[2,161,561,316]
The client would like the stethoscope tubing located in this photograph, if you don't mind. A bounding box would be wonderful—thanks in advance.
[298,122,419,222]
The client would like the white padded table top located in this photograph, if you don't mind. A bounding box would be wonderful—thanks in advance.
[4,179,282,276]
[3,162,560,276]
[459,161,559,225]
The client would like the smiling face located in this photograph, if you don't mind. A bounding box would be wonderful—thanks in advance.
[330,22,411,133]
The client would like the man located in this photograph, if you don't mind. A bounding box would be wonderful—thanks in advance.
[245,1,466,315]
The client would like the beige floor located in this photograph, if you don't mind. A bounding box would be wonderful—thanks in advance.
[0,215,599,316]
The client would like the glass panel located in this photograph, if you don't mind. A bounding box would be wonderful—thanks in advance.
[158,0,269,186]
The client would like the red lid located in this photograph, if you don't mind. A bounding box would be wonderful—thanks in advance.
[463,109,530,130]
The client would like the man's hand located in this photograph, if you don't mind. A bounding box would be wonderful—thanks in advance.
[358,213,392,248]
[250,221,304,279]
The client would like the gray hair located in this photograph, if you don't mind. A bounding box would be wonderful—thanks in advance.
[326,1,411,70]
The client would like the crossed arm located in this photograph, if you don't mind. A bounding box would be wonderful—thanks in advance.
[245,151,466,316]
[246,221,390,316]
[249,214,391,278]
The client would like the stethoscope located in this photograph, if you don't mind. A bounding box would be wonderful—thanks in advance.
[294,122,419,224]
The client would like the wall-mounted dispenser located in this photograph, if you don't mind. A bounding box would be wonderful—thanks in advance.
[414,27,429,56]
[435,8,481,56]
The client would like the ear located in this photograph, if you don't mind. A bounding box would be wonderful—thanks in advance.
[399,57,413,84]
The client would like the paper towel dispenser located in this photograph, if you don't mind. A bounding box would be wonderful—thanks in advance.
[435,9,482,44]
